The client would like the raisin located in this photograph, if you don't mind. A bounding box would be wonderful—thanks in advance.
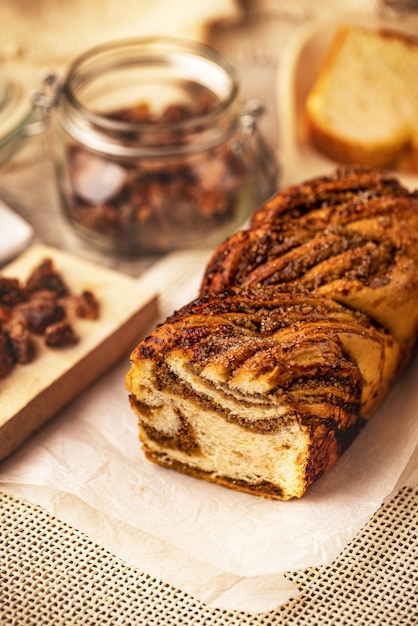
[0,277,26,305]
[74,290,100,320]
[44,321,79,347]
[26,258,69,296]
[17,293,65,334]
[6,318,34,364]
[0,332,15,378]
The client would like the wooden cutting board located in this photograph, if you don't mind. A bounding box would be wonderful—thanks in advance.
[0,244,158,461]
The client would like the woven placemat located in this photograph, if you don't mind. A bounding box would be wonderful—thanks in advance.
[1,486,417,625]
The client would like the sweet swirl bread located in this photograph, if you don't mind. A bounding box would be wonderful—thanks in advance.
[202,166,418,351]
[126,166,418,499]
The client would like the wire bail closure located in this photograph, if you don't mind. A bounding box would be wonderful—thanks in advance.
[29,69,63,137]
[238,98,279,200]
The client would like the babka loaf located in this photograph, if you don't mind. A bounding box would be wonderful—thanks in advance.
[126,166,418,500]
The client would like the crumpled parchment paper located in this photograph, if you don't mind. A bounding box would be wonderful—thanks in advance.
[1,249,418,613]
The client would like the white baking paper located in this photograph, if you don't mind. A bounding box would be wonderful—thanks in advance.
[1,250,418,612]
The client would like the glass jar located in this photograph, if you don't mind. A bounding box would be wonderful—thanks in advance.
[37,37,279,255]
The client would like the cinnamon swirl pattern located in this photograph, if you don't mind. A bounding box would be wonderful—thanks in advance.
[126,167,418,499]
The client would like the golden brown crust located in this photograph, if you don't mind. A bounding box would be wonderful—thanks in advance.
[201,166,418,351]
[127,286,402,499]
[126,166,418,499]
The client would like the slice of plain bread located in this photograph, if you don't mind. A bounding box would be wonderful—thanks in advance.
[306,26,418,169]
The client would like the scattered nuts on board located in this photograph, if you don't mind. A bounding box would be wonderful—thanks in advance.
[0,257,99,379]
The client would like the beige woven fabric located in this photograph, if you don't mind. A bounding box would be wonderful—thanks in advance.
[1,486,417,625]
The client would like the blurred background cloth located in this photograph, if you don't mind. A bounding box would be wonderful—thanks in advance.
[0,0,241,66]
[0,0,384,160]
[0,0,384,69]
[0,0,389,114]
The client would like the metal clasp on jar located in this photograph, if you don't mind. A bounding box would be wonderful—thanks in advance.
[236,99,280,201]
[0,70,62,167]
[30,69,63,135]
